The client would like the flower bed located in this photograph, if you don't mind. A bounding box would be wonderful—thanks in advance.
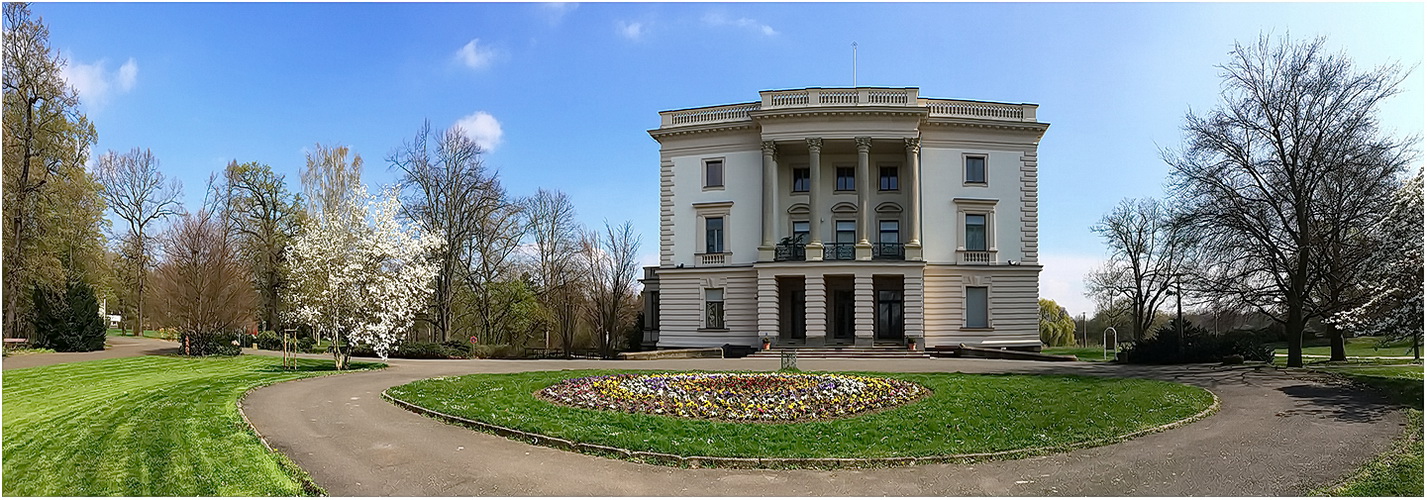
[536,372,930,423]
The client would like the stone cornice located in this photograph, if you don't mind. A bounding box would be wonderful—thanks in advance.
[750,106,929,122]
[649,121,758,140]
[923,117,1050,136]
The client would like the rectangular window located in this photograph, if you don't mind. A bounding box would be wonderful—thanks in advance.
[792,220,810,243]
[650,292,660,329]
[836,167,855,191]
[879,166,899,191]
[792,167,810,192]
[705,159,724,188]
[705,288,725,329]
[835,220,856,243]
[965,214,986,251]
[705,217,724,253]
[966,286,989,328]
[965,156,986,184]
[879,220,899,244]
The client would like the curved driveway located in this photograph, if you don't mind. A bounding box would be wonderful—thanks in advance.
[241,356,1408,496]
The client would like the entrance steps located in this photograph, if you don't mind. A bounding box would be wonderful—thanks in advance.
[745,346,931,360]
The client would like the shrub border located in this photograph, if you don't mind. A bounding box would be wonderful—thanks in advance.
[381,379,1221,469]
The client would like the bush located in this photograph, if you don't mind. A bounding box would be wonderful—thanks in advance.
[254,331,283,350]
[297,336,316,351]
[1123,319,1273,364]
[181,332,243,357]
[31,280,106,353]
[473,344,525,359]
[393,342,456,359]
[441,340,470,355]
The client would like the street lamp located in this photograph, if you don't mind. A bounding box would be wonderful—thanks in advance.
[1165,273,1185,354]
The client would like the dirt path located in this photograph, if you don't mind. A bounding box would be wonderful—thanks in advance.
[241,357,1407,496]
[1,336,180,370]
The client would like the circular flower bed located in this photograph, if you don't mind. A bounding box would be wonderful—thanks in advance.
[536,372,930,423]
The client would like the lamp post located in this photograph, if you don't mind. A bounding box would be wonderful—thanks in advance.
[1167,273,1185,354]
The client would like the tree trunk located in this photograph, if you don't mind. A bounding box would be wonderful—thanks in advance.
[1326,322,1346,362]
[1286,301,1305,368]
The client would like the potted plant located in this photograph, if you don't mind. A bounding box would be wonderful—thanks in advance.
[906,337,919,351]
[761,337,772,350]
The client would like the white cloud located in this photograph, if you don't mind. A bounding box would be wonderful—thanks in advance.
[702,12,777,36]
[61,56,138,109]
[540,2,577,24]
[616,20,644,41]
[455,39,497,69]
[453,111,503,151]
[1037,252,1104,317]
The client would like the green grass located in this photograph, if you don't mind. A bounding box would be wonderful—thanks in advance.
[2,355,382,496]
[1041,346,1118,362]
[1272,336,1419,358]
[1314,364,1424,497]
[105,328,169,339]
[387,370,1215,460]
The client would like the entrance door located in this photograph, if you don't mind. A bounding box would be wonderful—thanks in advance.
[788,290,806,341]
[876,289,905,341]
[831,289,855,343]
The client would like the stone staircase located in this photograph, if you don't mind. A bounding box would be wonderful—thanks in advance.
[744,346,931,360]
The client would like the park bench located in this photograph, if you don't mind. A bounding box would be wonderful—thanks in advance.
[3,338,30,351]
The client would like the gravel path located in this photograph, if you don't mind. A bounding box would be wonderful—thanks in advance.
[239,356,1408,496]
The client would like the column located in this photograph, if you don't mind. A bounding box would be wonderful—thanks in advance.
[853,274,875,345]
[757,272,779,344]
[854,136,873,261]
[805,138,825,261]
[805,274,827,346]
[904,137,923,261]
[758,141,778,261]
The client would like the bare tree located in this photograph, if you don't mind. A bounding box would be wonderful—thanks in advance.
[527,188,584,354]
[3,2,98,339]
[389,121,499,342]
[154,211,257,355]
[581,220,641,358]
[462,191,527,345]
[1165,35,1413,367]
[301,143,363,218]
[94,148,182,337]
[1085,197,1188,341]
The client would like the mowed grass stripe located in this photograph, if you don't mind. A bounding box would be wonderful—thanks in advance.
[3,355,380,496]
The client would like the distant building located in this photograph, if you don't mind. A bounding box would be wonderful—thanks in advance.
[640,87,1048,350]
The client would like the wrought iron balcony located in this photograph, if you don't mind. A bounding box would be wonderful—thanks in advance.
[873,243,905,260]
[774,242,806,262]
[824,242,856,261]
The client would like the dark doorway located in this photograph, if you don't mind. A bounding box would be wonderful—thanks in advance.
[875,276,905,342]
[778,277,806,342]
[827,276,855,344]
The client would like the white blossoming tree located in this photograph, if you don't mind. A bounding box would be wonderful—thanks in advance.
[1333,171,1424,359]
[286,185,439,369]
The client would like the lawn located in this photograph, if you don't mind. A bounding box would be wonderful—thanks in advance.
[105,328,170,339]
[2,355,382,496]
[1041,345,1118,362]
[387,370,1215,461]
[1271,336,1419,358]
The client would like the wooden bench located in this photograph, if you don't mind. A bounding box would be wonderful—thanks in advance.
[3,338,30,351]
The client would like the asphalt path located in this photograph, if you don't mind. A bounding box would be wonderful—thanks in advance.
[238,353,1411,496]
[1,335,181,370]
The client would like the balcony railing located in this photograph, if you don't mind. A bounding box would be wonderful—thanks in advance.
[697,252,730,266]
[774,242,806,262]
[873,243,905,260]
[657,88,1039,128]
[958,250,995,265]
[824,243,856,261]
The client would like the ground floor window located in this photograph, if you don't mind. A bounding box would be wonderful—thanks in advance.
[966,286,989,328]
[704,288,725,329]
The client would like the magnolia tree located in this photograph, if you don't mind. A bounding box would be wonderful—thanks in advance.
[1333,172,1424,359]
[286,186,439,369]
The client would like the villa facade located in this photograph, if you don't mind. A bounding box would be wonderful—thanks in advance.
[640,87,1048,350]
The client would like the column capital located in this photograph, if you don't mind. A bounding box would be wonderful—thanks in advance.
[854,136,872,152]
[904,137,921,154]
[806,137,823,153]
[761,140,778,155]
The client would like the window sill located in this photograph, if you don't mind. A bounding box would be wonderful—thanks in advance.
[702,186,725,191]
[962,182,988,187]
[834,189,857,194]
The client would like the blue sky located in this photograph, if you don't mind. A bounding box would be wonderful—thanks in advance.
[37,1,1424,315]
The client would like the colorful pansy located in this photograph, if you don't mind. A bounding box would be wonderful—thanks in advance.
[536,372,928,423]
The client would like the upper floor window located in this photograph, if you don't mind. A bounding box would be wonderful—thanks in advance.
[965,286,989,328]
[879,220,900,244]
[965,156,987,184]
[704,159,724,189]
[792,220,810,243]
[879,166,899,191]
[704,288,725,329]
[705,216,724,253]
[835,167,855,191]
[835,220,856,243]
[791,167,810,192]
[965,214,987,251]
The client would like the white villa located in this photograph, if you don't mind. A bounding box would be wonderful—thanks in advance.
[640,87,1048,351]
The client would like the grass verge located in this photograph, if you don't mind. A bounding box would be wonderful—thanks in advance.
[1041,346,1117,362]
[1271,336,1419,359]
[1312,363,1424,497]
[2,355,382,496]
[387,369,1214,461]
